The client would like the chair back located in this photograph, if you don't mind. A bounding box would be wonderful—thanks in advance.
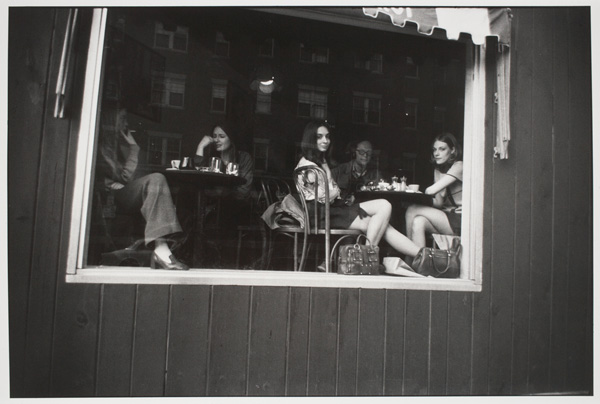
[260,176,292,207]
[293,165,330,237]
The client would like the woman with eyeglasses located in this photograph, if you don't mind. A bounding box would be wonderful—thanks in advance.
[405,132,463,247]
[331,140,381,205]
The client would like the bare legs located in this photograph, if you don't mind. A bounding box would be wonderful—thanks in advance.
[405,204,454,248]
[349,199,421,258]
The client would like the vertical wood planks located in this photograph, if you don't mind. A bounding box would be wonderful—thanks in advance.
[356,289,385,395]
[130,285,170,396]
[306,288,338,396]
[95,285,137,396]
[7,7,56,397]
[506,7,535,396]
[528,7,556,393]
[285,287,310,395]
[247,286,289,396]
[50,283,101,396]
[547,7,571,393]
[428,292,449,395]
[165,285,211,396]
[206,286,251,395]
[565,7,593,393]
[336,288,359,395]
[445,292,472,395]
[383,290,406,395]
[402,291,431,395]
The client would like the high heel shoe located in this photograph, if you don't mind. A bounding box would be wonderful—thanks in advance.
[150,252,190,271]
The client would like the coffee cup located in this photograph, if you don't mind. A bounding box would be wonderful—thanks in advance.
[408,184,420,192]
[171,159,181,169]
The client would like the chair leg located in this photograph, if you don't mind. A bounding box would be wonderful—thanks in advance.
[259,225,268,270]
[293,233,298,271]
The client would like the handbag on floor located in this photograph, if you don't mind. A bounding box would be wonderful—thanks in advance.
[411,237,461,278]
[337,234,381,275]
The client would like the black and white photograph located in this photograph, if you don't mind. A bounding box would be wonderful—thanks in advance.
[4,1,596,399]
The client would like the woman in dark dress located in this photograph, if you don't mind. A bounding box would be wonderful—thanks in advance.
[294,120,420,258]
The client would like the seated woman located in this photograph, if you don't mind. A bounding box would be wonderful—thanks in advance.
[331,139,381,205]
[295,120,421,263]
[97,107,188,270]
[405,132,463,248]
[193,122,254,204]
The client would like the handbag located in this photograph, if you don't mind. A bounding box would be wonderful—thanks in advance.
[411,237,461,278]
[337,234,381,275]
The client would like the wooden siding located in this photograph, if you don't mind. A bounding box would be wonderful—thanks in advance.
[7,7,593,397]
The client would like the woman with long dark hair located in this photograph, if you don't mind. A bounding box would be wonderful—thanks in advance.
[295,120,420,260]
[405,132,463,247]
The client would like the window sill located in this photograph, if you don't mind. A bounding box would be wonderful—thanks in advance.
[68,267,481,291]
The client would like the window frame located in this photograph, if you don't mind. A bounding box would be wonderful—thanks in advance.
[153,22,189,53]
[210,78,228,113]
[150,72,186,109]
[352,91,382,126]
[297,84,328,119]
[66,8,485,292]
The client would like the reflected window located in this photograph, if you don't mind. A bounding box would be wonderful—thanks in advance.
[211,79,227,113]
[298,84,328,119]
[154,22,188,52]
[256,89,272,114]
[352,92,381,125]
[259,38,274,57]
[405,56,419,79]
[355,53,382,73]
[299,44,329,63]
[215,31,230,57]
[151,72,186,109]
[404,98,418,129]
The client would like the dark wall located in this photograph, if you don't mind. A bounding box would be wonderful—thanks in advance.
[7,7,592,397]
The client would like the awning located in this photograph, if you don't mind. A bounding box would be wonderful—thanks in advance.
[363,7,512,47]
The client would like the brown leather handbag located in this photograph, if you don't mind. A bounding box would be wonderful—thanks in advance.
[337,235,381,275]
[411,238,461,278]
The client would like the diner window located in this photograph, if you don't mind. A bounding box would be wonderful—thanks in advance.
[299,44,329,63]
[154,22,188,52]
[259,38,274,57]
[352,92,381,125]
[151,72,186,109]
[298,84,328,119]
[67,7,486,292]
[211,79,227,113]
[214,31,230,57]
[253,138,269,172]
[405,56,419,79]
[354,53,382,73]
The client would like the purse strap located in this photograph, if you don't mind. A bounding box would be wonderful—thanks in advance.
[428,248,452,274]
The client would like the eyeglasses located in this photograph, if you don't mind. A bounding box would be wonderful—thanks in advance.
[356,150,372,157]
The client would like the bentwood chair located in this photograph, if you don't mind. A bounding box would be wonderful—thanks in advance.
[293,165,362,273]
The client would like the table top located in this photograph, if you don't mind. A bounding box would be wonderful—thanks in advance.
[355,189,433,206]
[163,168,246,186]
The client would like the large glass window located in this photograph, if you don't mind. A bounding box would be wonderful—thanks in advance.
[67,7,486,291]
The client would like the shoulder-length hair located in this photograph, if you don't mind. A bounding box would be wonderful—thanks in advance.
[300,120,332,165]
[430,132,462,167]
[206,122,240,164]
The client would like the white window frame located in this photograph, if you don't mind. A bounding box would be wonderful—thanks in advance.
[153,22,188,53]
[66,8,484,292]
[150,72,186,109]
